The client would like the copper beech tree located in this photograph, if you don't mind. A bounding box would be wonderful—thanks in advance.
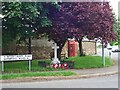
[46,2,116,59]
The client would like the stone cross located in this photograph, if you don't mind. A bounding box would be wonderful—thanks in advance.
[52,43,60,64]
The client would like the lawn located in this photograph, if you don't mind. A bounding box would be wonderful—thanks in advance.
[64,56,113,69]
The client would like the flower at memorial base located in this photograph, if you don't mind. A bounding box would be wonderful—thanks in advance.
[61,62,69,69]
[52,64,59,68]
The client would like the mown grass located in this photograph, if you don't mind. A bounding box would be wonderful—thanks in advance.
[65,56,113,69]
[1,71,76,80]
[0,56,113,73]
[0,56,114,80]
[0,60,62,73]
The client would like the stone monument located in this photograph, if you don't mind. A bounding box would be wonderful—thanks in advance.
[51,43,60,64]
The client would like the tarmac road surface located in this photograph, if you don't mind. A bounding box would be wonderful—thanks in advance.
[2,74,118,88]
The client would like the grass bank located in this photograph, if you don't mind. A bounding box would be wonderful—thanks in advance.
[1,71,76,80]
[65,56,113,69]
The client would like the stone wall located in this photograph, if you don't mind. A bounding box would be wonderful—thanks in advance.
[61,42,68,58]
[2,38,68,59]
[82,41,97,55]
[2,39,96,59]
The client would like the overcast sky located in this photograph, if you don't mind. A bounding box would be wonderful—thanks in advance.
[0,0,119,18]
[109,0,120,17]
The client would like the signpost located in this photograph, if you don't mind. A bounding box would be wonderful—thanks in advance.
[0,54,32,72]
[107,44,112,63]
[102,42,105,66]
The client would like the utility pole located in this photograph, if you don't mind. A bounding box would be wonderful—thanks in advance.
[102,42,105,66]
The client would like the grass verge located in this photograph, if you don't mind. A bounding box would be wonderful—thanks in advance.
[0,60,62,73]
[0,56,114,73]
[1,71,76,80]
[64,56,113,69]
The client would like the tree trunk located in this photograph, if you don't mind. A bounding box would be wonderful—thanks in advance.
[57,46,62,60]
[28,37,31,54]
[28,37,32,69]
[78,39,84,56]
[57,40,66,60]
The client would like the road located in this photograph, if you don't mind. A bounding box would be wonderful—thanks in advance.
[2,74,118,88]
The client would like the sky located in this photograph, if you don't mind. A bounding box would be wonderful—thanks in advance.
[0,0,119,18]
[109,0,120,17]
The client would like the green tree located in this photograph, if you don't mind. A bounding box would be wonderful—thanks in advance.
[111,17,120,46]
[118,18,120,45]
[2,2,59,54]
[2,2,39,47]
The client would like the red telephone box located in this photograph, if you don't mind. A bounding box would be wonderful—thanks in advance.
[68,40,78,57]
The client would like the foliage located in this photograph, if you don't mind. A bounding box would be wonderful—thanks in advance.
[2,2,59,47]
[40,3,69,59]
[2,2,117,58]
[1,71,76,80]
[59,2,116,42]
[111,41,118,46]
[2,2,38,46]
[111,17,120,45]
[48,2,117,56]
[118,18,120,45]
[65,56,113,69]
